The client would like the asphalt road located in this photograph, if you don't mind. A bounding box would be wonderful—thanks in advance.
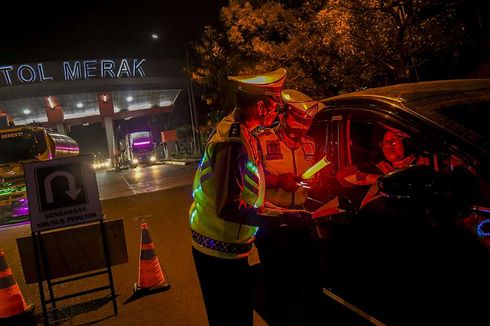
[0,163,372,325]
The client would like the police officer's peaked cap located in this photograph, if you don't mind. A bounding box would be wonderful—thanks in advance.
[281,89,326,119]
[228,68,287,97]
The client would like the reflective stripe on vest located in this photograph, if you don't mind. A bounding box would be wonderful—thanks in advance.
[191,230,253,255]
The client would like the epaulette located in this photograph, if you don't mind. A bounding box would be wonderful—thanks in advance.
[228,122,241,138]
[303,135,315,143]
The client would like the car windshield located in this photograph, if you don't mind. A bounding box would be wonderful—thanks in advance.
[436,101,490,151]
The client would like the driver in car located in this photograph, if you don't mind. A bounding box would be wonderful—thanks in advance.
[337,126,430,208]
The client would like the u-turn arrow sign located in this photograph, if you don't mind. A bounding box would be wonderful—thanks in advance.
[23,155,102,232]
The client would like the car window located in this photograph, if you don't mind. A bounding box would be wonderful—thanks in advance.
[348,119,431,175]
[305,117,340,209]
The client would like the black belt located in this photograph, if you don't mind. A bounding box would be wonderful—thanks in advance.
[191,230,252,255]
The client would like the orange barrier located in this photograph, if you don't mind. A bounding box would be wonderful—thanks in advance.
[134,223,170,294]
[0,249,34,320]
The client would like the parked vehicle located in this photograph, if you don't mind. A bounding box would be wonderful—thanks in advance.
[119,131,157,168]
[0,126,79,226]
[308,80,490,325]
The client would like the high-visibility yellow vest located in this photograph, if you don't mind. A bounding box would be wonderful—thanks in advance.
[256,127,315,208]
[189,112,265,259]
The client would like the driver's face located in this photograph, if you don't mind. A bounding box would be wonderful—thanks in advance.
[381,131,405,163]
[260,99,280,127]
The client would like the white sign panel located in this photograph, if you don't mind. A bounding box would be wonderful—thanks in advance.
[24,155,102,232]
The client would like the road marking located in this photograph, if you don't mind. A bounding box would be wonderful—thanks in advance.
[122,175,136,195]
[134,214,152,222]
[323,288,386,326]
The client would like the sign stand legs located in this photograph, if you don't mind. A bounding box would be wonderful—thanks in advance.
[100,219,118,315]
[32,231,49,326]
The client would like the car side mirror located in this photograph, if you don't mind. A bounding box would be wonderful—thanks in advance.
[377,165,478,223]
[377,165,444,201]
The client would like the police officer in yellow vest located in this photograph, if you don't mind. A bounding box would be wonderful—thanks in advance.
[189,69,312,326]
[255,89,326,326]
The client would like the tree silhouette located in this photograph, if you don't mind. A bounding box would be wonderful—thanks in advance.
[189,0,474,125]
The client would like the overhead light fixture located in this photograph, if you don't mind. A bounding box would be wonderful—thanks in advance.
[126,96,133,102]
[76,102,83,108]
[151,33,159,40]
[82,123,90,126]
[160,101,172,107]
[23,109,31,114]
[124,117,132,120]
[47,96,55,109]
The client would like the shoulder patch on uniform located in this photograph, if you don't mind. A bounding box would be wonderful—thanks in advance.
[251,126,273,137]
[228,123,241,138]
[265,140,283,160]
[302,142,315,156]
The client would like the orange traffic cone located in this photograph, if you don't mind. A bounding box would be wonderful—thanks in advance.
[0,249,34,320]
[133,223,170,295]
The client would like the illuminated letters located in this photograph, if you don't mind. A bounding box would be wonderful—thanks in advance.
[117,59,131,78]
[17,65,36,83]
[101,60,116,78]
[0,58,148,86]
[84,60,97,79]
[133,59,146,77]
[0,66,13,85]
[38,64,53,82]
[64,61,81,80]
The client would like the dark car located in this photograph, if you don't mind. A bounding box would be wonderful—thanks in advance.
[307,80,490,325]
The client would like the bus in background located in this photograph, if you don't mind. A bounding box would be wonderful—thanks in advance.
[119,131,157,168]
[0,126,79,226]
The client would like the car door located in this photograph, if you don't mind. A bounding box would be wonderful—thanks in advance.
[317,101,490,325]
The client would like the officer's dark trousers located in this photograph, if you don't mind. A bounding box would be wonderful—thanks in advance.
[192,247,253,326]
[255,227,324,326]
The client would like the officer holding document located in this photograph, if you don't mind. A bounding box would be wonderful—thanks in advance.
[254,89,326,326]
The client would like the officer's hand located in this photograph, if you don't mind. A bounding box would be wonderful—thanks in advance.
[298,175,320,189]
[336,165,358,187]
[281,209,313,228]
[376,161,395,174]
[277,173,300,192]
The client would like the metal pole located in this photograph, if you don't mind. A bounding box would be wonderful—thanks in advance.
[184,42,198,155]
[189,73,201,154]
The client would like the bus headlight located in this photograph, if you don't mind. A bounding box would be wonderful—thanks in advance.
[150,155,156,162]
[132,158,139,165]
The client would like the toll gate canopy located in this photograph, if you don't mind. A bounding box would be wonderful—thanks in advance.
[0,58,186,127]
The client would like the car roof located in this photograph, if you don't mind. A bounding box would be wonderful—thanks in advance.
[323,79,490,112]
[322,79,490,157]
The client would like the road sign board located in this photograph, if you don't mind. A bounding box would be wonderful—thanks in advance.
[24,155,102,232]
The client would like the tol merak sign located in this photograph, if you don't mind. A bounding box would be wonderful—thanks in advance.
[0,58,146,87]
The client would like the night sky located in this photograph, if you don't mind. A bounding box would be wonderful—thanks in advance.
[0,0,228,63]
